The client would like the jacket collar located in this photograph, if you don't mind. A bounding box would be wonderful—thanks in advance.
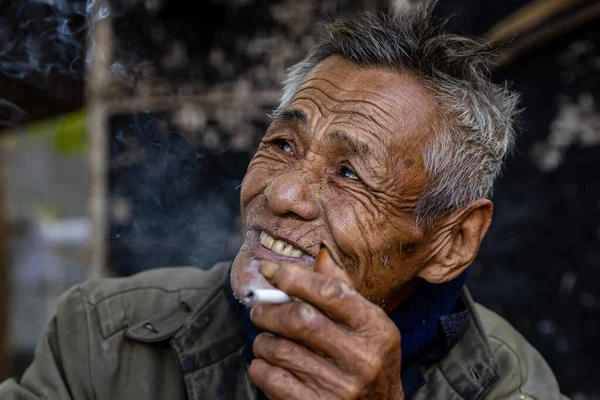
[169,263,257,400]
[415,288,499,399]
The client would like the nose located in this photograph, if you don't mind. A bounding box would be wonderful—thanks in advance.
[264,166,319,221]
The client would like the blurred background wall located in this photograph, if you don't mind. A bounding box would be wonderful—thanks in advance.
[0,0,598,398]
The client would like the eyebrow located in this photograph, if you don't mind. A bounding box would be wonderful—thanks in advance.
[327,130,382,164]
[272,109,308,126]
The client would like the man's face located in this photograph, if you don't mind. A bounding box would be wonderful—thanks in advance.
[231,56,440,306]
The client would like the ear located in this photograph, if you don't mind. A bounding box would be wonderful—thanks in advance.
[418,199,493,284]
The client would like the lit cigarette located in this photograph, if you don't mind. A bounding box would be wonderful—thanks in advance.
[247,289,291,304]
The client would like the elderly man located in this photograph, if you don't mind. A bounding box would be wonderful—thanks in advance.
[1,5,567,400]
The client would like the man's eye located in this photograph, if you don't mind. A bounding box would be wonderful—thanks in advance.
[339,166,359,180]
[274,139,294,154]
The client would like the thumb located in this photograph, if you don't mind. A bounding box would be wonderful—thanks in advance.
[315,241,354,288]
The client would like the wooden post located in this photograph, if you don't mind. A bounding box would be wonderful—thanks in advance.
[0,142,10,380]
[86,8,113,280]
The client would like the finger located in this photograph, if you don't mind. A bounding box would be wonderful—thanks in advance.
[259,261,385,330]
[250,301,353,359]
[315,242,353,287]
[253,333,354,395]
[248,358,316,400]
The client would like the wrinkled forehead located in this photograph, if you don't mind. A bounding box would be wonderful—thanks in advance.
[289,55,441,155]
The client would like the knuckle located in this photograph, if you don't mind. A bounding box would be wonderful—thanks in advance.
[317,276,341,299]
[289,302,320,333]
[372,310,400,338]
[353,350,383,383]
[343,383,362,399]
[388,325,401,347]
[379,318,400,339]
[372,321,400,355]
[361,357,383,383]
[317,277,354,301]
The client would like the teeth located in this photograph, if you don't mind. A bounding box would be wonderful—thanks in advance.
[290,249,303,257]
[272,240,284,253]
[281,245,293,256]
[260,231,274,248]
[259,231,305,258]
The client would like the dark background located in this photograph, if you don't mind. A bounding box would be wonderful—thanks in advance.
[1,0,598,398]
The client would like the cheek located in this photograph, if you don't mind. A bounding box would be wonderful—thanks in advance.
[326,197,422,298]
[327,189,390,245]
[240,158,273,209]
[326,199,380,273]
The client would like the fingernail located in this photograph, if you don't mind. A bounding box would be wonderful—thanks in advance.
[259,261,280,279]
[319,241,342,266]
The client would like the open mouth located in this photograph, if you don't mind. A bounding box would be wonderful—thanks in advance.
[259,230,305,258]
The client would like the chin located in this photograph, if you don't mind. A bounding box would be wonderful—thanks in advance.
[230,251,272,307]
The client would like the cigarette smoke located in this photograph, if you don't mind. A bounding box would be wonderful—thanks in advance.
[0,0,143,128]
[0,0,265,274]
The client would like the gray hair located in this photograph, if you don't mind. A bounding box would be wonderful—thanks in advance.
[274,4,520,228]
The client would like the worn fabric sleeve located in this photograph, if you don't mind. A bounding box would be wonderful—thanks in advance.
[0,286,94,400]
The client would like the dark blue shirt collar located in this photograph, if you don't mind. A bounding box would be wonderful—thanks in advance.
[387,268,470,397]
[400,293,470,397]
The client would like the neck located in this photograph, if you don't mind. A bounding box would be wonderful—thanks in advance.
[382,278,422,313]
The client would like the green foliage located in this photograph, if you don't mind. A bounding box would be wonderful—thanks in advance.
[52,111,87,155]
[26,110,87,156]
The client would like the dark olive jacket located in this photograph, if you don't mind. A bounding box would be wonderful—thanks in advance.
[0,262,568,399]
